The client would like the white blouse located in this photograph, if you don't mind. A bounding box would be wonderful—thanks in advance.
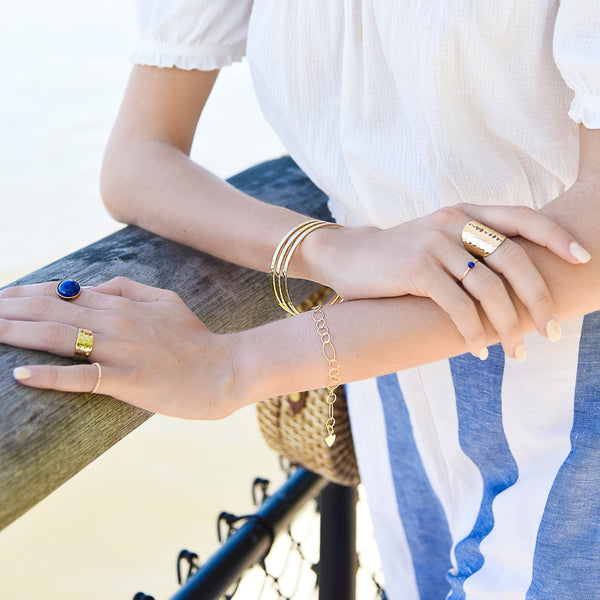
[132,4,600,599]
[133,0,600,229]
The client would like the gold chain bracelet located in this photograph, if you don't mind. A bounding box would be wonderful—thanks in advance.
[312,304,341,447]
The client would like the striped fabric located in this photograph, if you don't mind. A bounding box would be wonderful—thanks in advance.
[347,311,600,600]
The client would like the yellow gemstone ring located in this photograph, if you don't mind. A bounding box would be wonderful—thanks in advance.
[74,328,94,360]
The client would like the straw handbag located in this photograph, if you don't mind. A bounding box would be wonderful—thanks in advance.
[256,387,360,487]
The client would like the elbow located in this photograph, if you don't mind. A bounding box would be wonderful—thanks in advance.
[99,147,136,225]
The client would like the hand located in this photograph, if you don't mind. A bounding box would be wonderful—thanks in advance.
[1,277,238,419]
[308,204,591,359]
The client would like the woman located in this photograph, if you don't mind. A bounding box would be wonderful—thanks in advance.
[3,2,599,598]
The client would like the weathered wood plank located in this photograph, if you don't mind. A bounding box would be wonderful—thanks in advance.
[0,157,331,531]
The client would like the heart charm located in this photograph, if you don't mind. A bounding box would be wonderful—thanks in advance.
[326,434,336,447]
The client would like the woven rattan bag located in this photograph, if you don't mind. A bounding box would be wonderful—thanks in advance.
[256,387,360,487]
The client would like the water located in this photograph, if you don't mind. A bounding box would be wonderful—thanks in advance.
[0,1,286,287]
[0,3,292,599]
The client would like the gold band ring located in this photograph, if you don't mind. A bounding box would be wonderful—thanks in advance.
[460,259,479,283]
[91,362,102,394]
[74,328,94,360]
[462,220,506,258]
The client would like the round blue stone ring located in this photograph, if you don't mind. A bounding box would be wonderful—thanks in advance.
[56,279,82,301]
[460,259,479,284]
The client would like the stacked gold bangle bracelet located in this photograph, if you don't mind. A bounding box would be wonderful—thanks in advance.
[270,219,344,315]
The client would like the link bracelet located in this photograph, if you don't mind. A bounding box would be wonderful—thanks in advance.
[311,304,341,447]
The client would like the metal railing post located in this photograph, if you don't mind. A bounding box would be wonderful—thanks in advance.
[318,483,358,600]
[169,468,328,600]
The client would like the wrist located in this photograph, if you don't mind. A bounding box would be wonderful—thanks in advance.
[232,312,325,405]
[288,223,343,285]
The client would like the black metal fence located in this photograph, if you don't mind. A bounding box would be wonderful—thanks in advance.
[133,464,387,600]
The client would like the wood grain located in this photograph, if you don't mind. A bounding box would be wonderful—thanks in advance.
[0,157,331,530]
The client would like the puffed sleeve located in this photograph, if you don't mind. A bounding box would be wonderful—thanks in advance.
[553,1,600,128]
[132,0,254,70]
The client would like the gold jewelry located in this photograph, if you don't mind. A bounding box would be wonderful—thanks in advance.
[91,362,102,394]
[271,220,344,315]
[462,220,506,258]
[74,328,94,360]
[311,304,341,447]
[460,259,479,283]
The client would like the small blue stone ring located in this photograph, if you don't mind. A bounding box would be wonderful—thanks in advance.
[460,259,479,284]
[56,279,82,301]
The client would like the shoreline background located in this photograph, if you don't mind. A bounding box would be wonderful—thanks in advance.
[0,3,307,599]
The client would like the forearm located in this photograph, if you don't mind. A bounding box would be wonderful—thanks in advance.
[534,125,600,319]
[235,236,597,408]
[100,65,327,279]
[102,140,318,274]
[234,294,467,406]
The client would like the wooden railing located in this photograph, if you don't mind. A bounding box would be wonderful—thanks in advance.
[0,156,332,531]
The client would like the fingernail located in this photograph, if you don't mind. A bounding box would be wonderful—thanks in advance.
[569,242,591,264]
[13,367,32,381]
[478,347,489,361]
[514,344,527,363]
[545,318,562,342]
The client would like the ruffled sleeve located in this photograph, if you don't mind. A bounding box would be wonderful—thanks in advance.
[553,1,600,128]
[132,0,254,70]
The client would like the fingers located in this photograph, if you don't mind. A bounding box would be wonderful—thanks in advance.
[423,252,526,360]
[422,272,490,360]
[465,204,591,265]
[484,239,559,341]
[455,258,526,360]
[0,319,95,358]
[13,362,107,395]
[0,294,94,328]
[0,277,179,307]
[93,276,180,303]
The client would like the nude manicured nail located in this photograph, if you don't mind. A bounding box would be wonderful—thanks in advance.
[545,318,562,342]
[569,242,591,264]
[514,344,527,363]
[478,347,489,361]
[13,367,32,381]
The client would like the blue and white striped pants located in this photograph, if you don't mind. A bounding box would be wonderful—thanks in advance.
[348,310,600,600]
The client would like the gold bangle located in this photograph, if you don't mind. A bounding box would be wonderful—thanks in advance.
[271,219,344,315]
[312,304,341,447]
[271,220,322,312]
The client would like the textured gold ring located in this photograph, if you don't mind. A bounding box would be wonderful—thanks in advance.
[462,220,506,258]
[91,362,102,394]
[74,328,94,360]
[460,259,479,283]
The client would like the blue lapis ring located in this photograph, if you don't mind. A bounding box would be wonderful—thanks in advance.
[56,279,82,301]
[460,259,479,284]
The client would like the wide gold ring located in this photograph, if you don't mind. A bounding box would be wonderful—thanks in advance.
[74,328,94,360]
[462,220,506,258]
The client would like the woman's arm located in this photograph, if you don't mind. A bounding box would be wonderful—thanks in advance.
[5,133,599,419]
[241,127,600,401]
[101,65,591,360]
[100,65,313,273]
